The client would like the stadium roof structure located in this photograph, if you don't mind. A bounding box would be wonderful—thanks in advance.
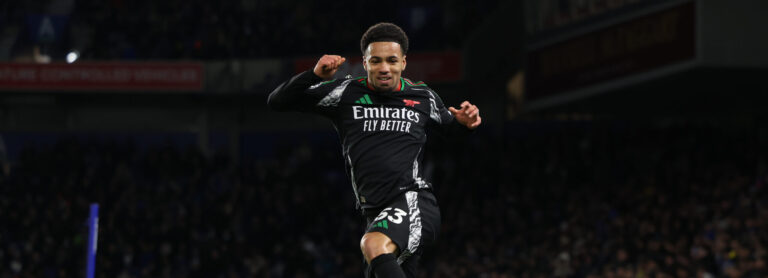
[521,0,768,117]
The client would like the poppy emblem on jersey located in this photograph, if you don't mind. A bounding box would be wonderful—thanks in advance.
[403,99,420,107]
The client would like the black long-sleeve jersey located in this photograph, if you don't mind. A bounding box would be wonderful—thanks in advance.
[268,70,471,211]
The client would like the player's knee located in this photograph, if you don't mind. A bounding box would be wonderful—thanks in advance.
[360,232,392,263]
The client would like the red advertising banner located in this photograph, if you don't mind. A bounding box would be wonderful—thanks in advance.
[0,62,204,91]
[293,51,462,83]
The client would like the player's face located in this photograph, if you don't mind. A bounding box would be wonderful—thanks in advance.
[363,42,406,92]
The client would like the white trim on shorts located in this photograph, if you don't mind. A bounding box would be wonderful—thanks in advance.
[397,191,422,264]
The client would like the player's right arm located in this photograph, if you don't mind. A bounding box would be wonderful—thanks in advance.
[267,55,346,111]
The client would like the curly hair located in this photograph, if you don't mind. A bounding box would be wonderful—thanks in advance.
[360,22,409,55]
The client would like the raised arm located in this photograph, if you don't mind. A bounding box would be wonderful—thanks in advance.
[267,55,346,111]
[426,87,482,135]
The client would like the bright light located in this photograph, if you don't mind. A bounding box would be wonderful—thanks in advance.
[66,51,79,63]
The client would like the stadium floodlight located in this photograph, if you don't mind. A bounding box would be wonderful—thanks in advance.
[66,50,79,63]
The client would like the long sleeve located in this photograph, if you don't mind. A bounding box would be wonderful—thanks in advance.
[425,88,474,136]
[441,117,474,136]
[267,70,325,111]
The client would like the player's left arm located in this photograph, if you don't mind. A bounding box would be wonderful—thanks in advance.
[448,101,482,130]
[428,89,481,134]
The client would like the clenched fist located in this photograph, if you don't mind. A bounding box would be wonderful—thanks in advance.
[313,55,346,80]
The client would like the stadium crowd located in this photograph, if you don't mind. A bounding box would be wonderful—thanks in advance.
[0,120,766,277]
[430,121,768,277]
[2,0,500,61]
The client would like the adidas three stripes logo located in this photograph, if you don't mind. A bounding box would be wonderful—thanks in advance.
[355,94,373,104]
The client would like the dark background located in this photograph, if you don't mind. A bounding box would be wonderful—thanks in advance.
[0,0,766,277]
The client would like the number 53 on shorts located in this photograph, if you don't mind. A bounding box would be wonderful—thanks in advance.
[373,207,407,225]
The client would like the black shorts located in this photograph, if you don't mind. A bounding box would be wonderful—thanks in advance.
[363,190,440,277]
